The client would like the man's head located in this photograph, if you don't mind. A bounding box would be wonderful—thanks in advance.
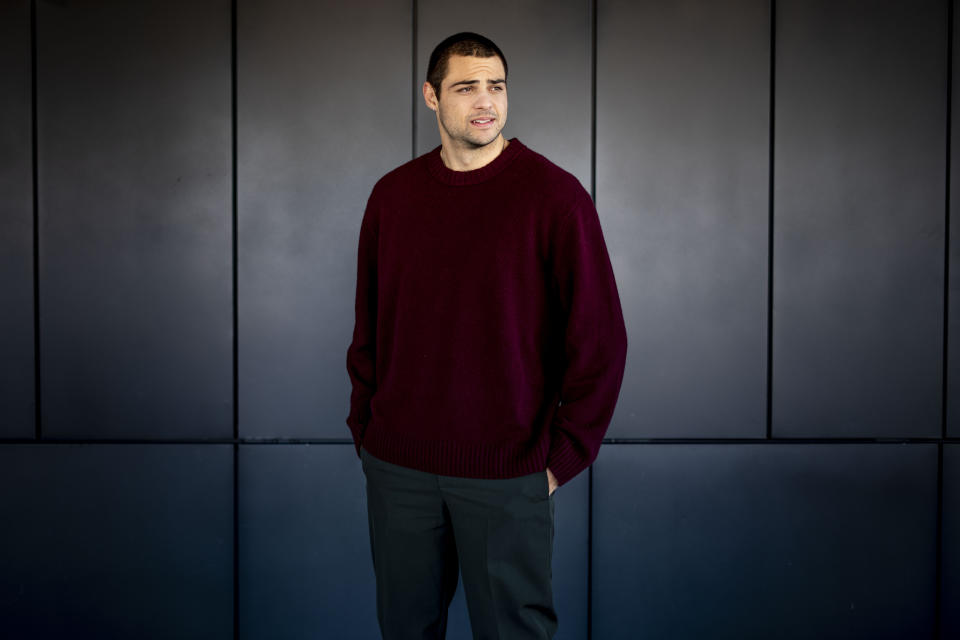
[426,32,508,98]
[423,32,509,155]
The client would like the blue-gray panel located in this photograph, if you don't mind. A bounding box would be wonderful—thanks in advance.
[239,444,588,640]
[592,444,938,639]
[238,444,379,639]
[38,0,232,438]
[238,0,411,439]
[944,444,960,637]
[549,468,589,640]
[773,0,946,437]
[0,444,233,638]
[0,0,33,438]
[416,0,591,190]
[596,0,769,437]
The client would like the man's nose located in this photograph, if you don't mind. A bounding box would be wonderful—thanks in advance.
[472,91,493,109]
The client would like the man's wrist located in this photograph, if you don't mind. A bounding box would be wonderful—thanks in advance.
[546,467,558,495]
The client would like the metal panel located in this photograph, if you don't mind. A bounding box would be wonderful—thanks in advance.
[944,444,960,638]
[592,443,938,639]
[0,444,233,638]
[238,444,380,639]
[0,0,33,438]
[416,0,591,190]
[238,0,411,438]
[773,0,946,437]
[596,0,769,437]
[38,0,232,438]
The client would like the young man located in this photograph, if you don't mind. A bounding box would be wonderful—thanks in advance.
[346,32,627,640]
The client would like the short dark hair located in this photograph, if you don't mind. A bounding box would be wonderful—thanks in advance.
[426,32,508,97]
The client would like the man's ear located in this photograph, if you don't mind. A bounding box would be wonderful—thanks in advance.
[422,81,439,112]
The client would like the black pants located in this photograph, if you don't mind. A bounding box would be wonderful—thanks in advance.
[360,445,558,640]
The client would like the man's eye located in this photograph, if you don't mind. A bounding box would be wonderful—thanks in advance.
[458,87,471,92]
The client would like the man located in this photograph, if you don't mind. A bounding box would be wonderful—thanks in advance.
[346,31,627,640]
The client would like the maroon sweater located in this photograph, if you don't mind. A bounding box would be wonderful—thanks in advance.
[345,138,627,488]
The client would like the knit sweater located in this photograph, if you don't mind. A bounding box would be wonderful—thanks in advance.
[345,138,627,488]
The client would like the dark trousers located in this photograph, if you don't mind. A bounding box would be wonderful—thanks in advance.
[360,445,558,640]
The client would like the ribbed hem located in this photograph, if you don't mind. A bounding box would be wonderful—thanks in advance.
[360,422,552,480]
[425,137,526,186]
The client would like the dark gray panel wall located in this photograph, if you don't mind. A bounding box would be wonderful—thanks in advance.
[238,0,411,439]
[597,0,769,437]
[773,0,946,437]
[38,0,232,439]
[0,444,233,638]
[416,0,592,190]
[592,444,938,639]
[0,0,33,438]
[945,445,959,637]
[2,2,954,638]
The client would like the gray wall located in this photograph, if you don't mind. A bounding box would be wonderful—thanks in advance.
[0,0,955,638]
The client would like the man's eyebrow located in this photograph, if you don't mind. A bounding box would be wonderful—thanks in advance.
[448,78,507,88]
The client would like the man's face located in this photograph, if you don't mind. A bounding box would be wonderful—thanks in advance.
[424,54,508,151]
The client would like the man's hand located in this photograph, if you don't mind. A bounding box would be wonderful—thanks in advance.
[546,467,558,496]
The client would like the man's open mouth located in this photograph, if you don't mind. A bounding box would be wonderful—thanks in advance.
[471,118,495,126]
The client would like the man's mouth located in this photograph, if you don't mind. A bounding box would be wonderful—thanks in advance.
[470,117,496,128]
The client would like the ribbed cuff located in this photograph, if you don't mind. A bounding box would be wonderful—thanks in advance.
[545,435,587,488]
[346,418,366,459]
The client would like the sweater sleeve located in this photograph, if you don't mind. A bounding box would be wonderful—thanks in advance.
[345,188,379,458]
[546,190,628,487]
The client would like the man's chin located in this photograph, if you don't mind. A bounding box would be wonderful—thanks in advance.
[464,131,503,149]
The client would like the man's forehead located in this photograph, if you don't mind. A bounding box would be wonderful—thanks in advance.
[444,55,505,82]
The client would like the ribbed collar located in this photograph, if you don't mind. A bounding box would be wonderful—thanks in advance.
[425,138,526,186]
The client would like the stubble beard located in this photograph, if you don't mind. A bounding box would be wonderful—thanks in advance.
[438,104,504,150]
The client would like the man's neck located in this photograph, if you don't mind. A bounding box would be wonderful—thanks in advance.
[440,136,509,172]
